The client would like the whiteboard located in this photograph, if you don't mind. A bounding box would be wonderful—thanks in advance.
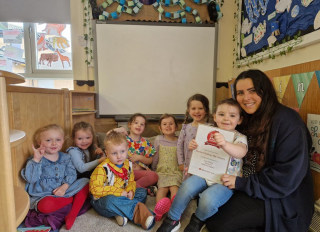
[94,22,216,117]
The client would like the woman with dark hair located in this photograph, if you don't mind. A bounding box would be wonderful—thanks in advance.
[206,69,314,232]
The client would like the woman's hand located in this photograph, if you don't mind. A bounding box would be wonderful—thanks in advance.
[53,183,69,196]
[32,144,45,163]
[221,174,236,189]
[178,164,184,172]
[188,139,198,150]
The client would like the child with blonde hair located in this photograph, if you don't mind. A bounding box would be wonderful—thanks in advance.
[151,114,182,221]
[21,124,90,230]
[90,131,155,230]
[67,121,106,179]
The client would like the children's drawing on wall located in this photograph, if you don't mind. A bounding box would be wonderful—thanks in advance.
[307,114,320,172]
[240,0,320,58]
[36,24,72,70]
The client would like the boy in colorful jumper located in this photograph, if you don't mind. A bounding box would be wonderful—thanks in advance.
[89,131,155,230]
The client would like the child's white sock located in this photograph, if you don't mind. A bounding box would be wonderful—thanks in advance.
[145,215,155,230]
[115,215,128,226]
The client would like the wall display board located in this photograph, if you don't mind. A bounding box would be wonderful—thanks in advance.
[94,21,217,118]
[239,0,320,58]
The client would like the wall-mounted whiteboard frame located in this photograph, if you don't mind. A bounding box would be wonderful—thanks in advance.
[93,21,218,119]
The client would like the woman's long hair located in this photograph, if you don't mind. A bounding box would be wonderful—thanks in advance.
[234,69,280,171]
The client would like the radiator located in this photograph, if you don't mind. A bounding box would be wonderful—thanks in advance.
[309,203,320,232]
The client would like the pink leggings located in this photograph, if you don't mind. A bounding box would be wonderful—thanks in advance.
[134,170,158,188]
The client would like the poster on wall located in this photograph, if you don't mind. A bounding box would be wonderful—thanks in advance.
[240,0,320,58]
[307,113,320,172]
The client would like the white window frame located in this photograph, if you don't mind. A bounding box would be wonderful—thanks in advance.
[22,23,73,79]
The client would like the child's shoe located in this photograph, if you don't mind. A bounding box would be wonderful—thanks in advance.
[184,213,205,232]
[115,215,128,226]
[156,217,181,232]
[145,215,155,230]
[147,185,158,196]
[133,202,154,230]
[154,197,171,221]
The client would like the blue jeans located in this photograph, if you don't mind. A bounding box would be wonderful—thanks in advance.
[90,187,147,220]
[168,175,233,221]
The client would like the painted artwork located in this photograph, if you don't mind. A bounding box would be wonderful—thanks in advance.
[36,23,72,70]
[240,0,320,57]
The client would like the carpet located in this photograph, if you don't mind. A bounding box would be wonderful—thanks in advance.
[59,196,205,232]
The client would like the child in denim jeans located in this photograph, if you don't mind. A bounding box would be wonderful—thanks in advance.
[89,131,155,230]
[157,98,247,232]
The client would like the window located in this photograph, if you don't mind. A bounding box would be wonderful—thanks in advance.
[0,22,73,89]
[0,22,25,73]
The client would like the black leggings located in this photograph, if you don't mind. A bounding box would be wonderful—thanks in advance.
[206,191,265,232]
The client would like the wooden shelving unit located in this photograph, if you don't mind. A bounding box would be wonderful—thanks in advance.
[0,70,29,231]
[70,90,96,127]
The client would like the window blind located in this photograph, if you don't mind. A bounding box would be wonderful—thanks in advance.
[0,0,70,23]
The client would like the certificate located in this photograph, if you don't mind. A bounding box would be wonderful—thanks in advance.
[188,124,237,184]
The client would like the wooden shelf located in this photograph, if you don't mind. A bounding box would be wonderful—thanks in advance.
[70,91,96,126]
[14,186,30,227]
[0,70,25,85]
[71,90,96,94]
[10,130,26,148]
[72,111,96,116]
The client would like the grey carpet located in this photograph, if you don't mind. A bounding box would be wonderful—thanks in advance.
[59,196,208,232]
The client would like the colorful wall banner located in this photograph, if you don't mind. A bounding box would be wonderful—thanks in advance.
[291,72,314,107]
[272,75,291,103]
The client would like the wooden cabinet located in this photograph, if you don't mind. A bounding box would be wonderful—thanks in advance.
[70,91,96,127]
[0,70,29,231]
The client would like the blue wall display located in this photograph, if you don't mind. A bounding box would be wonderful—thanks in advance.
[240,0,320,58]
